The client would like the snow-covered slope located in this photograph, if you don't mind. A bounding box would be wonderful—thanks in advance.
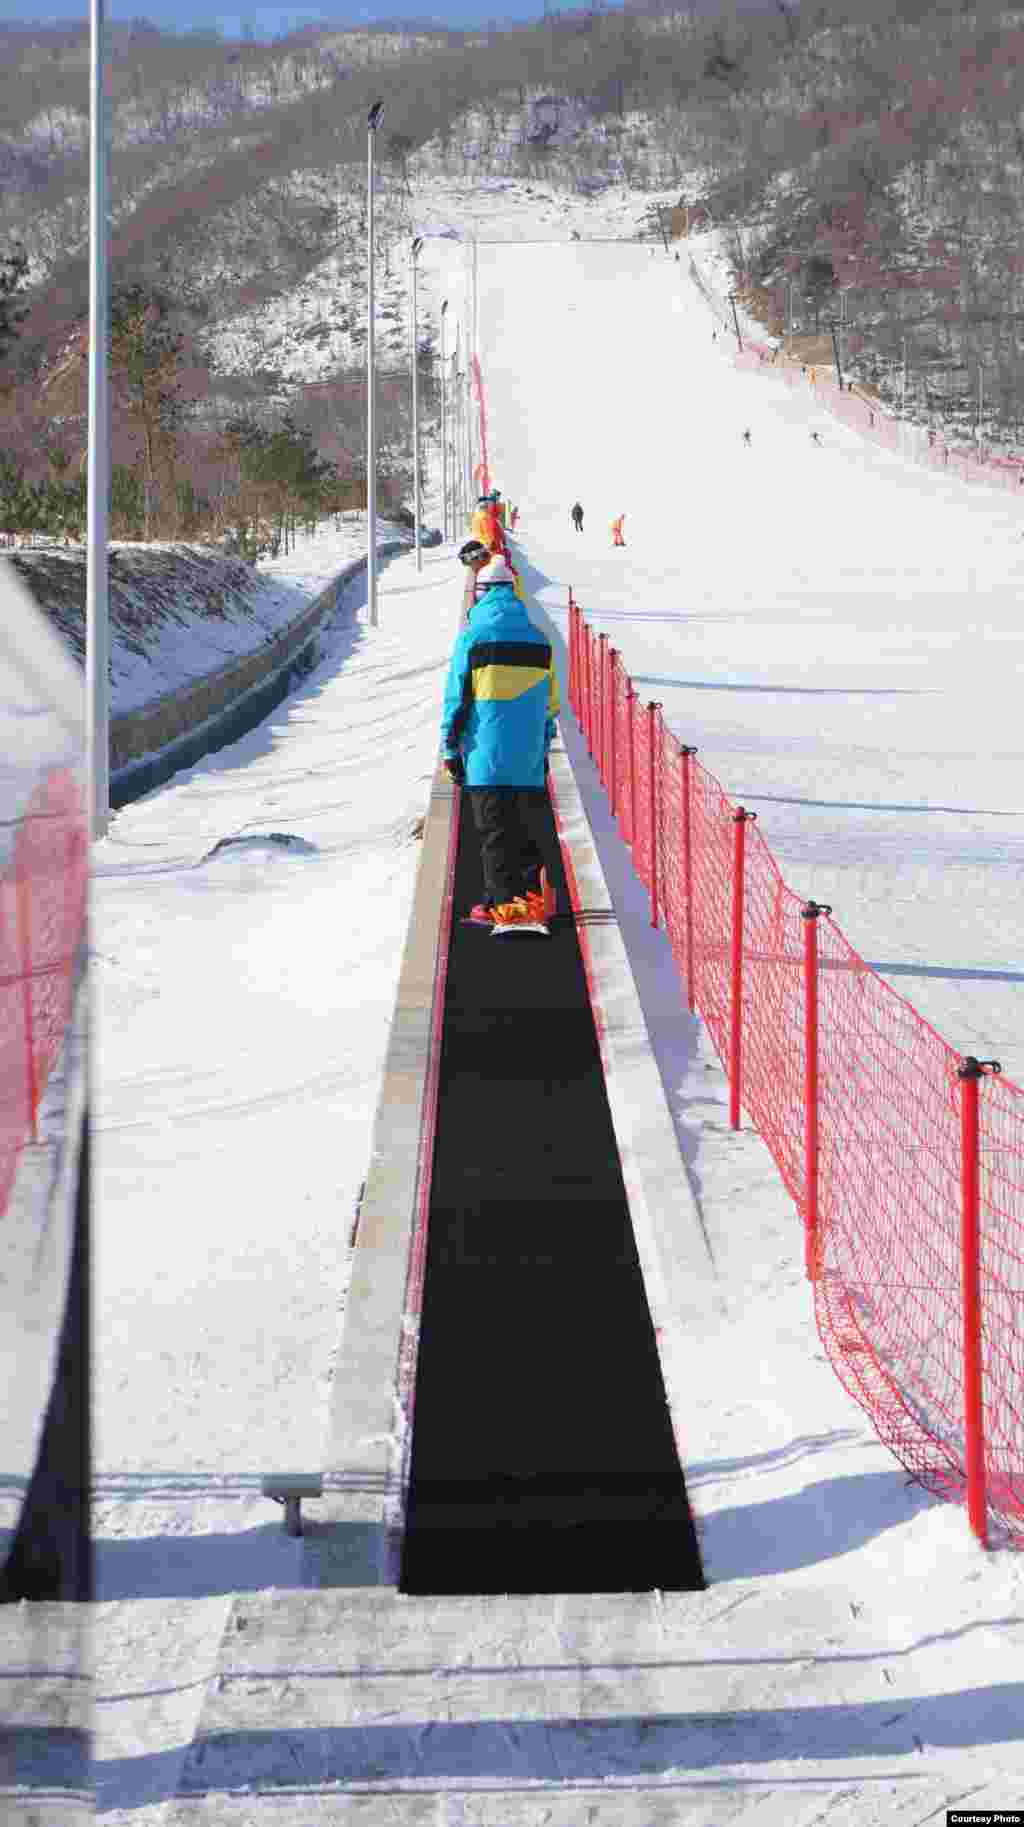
[465,231,1024,1071]
[91,186,1024,1822]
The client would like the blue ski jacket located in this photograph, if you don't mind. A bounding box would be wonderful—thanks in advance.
[441,582,560,788]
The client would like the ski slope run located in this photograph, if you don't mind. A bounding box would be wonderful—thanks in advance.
[468,238,1024,1073]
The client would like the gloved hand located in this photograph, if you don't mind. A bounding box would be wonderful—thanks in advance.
[444,754,465,785]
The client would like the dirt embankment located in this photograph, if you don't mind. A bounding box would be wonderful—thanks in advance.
[6,543,265,667]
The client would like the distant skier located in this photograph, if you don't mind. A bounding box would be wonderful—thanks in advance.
[811,431,821,446]
[742,429,752,446]
[611,514,626,547]
[570,502,584,532]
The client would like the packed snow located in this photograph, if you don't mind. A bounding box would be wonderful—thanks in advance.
[90,178,1024,1821]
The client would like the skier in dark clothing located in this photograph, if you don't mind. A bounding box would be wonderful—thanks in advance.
[570,502,584,532]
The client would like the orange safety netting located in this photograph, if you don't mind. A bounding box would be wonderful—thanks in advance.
[568,598,1024,1547]
[0,769,88,1215]
[731,335,1024,495]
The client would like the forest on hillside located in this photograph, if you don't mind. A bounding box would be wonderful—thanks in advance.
[1,0,1023,543]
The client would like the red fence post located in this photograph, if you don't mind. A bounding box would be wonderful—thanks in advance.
[647,702,662,929]
[577,595,585,723]
[800,900,831,1281]
[568,592,577,717]
[583,626,593,756]
[608,651,618,818]
[680,744,697,1014]
[597,634,608,786]
[626,685,637,844]
[728,808,756,1130]
[958,1055,1000,1548]
[587,628,597,760]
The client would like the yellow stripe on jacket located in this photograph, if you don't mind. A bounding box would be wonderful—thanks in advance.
[471,663,549,701]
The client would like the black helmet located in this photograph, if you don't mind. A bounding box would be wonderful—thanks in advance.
[459,539,489,564]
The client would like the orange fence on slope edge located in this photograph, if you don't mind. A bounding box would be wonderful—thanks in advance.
[0,769,88,1216]
[568,593,1024,1551]
[689,253,1024,493]
[732,331,1024,494]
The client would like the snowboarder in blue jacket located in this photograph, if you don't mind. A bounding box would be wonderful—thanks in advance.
[441,555,560,929]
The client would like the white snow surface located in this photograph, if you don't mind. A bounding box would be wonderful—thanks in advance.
[94,520,416,716]
[92,181,1024,1820]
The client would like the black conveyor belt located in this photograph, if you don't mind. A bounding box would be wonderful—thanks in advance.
[401,787,704,1596]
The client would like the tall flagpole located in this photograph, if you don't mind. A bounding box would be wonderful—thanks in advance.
[440,299,448,543]
[410,237,422,572]
[87,0,110,837]
[366,101,383,628]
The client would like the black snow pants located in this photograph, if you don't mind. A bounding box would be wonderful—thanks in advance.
[467,787,550,908]
[571,511,583,532]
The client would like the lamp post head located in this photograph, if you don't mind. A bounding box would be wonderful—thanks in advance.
[441,298,448,315]
[411,236,423,259]
[367,100,384,130]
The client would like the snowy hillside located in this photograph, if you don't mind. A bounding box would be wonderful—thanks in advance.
[89,189,1024,1824]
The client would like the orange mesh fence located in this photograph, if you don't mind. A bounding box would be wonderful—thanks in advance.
[732,819,808,1213]
[975,1069,1024,1532]
[631,698,654,903]
[0,875,32,1217]
[610,651,633,843]
[729,319,1024,494]
[0,768,88,1216]
[567,594,1024,1548]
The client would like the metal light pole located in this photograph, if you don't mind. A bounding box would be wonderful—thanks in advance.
[366,100,383,628]
[410,236,423,571]
[468,352,475,511]
[451,315,461,529]
[87,0,110,837]
[439,299,448,542]
[454,367,463,532]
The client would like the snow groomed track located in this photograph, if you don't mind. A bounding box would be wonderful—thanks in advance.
[401,787,703,1597]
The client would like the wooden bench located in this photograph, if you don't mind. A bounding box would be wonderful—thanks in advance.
[261,1472,323,1537]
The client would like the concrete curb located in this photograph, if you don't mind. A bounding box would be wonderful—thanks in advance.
[302,761,457,1589]
[545,749,717,1514]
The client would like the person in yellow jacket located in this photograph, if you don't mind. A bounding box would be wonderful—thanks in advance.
[471,495,505,554]
[470,496,493,547]
[611,514,626,547]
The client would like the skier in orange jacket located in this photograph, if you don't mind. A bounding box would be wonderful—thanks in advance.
[471,495,505,555]
[611,514,626,547]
